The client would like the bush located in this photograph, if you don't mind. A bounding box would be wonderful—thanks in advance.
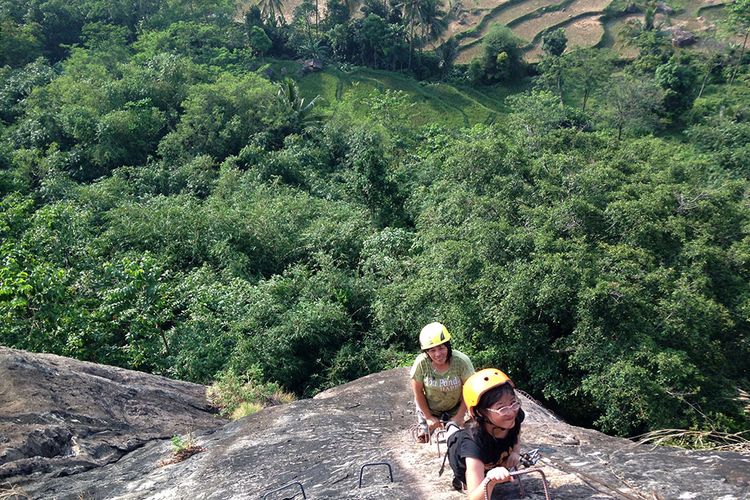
[207,369,295,419]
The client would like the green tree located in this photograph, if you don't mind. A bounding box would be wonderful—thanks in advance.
[564,48,614,112]
[359,14,389,66]
[248,26,272,58]
[655,55,699,118]
[91,100,165,170]
[597,74,664,140]
[0,17,43,67]
[0,58,56,124]
[477,25,524,83]
[542,27,567,57]
[727,0,750,82]
[157,73,293,162]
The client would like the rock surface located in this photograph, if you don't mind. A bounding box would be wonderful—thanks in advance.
[1,347,749,499]
[0,347,225,486]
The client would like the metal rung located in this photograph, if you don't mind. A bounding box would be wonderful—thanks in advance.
[358,461,394,488]
[433,429,447,456]
[483,467,551,500]
[373,410,393,420]
[261,481,307,499]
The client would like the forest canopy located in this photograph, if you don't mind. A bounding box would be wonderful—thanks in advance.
[1,0,749,438]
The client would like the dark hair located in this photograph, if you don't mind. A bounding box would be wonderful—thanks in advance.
[423,340,452,362]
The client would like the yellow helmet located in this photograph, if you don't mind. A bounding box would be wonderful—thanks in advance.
[419,322,451,350]
[463,368,514,417]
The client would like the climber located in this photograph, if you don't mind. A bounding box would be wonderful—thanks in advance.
[410,322,475,443]
[446,368,524,499]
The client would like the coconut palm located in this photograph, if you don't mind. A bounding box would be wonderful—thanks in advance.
[258,0,285,24]
[418,0,448,46]
[396,0,449,67]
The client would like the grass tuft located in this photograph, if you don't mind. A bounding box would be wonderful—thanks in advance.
[207,370,296,420]
[0,484,30,500]
[158,433,206,467]
[632,429,750,453]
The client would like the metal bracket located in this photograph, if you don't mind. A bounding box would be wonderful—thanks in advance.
[433,429,447,456]
[373,410,393,420]
[519,448,541,468]
[483,467,551,500]
[358,461,394,488]
[261,481,307,499]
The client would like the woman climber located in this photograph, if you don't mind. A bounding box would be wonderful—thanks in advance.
[446,368,524,500]
[409,322,475,443]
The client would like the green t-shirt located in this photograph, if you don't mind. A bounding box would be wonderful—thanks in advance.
[410,349,475,414]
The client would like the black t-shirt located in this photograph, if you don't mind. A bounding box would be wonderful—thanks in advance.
[448,409,525,484]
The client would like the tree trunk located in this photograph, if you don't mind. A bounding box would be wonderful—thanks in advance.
[159,330,170,357]
[730,30,748,84]
[582,87,589,112]
[408,17,414,69]
[698,63,713,99]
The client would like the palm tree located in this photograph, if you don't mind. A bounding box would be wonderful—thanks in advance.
[258,0,285,24]
[396,0,449,67]
[418,0,448,47]
[276,79,321,129]
[396,0,421,68]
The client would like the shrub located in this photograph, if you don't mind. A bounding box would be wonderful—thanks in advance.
[207,369,295,419]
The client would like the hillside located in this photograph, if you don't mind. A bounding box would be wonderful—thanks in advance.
[248,0,738,62]
[2,0,749,457]
[2,347,749,499]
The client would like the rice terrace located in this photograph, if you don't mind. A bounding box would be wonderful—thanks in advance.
[249,0,740,62]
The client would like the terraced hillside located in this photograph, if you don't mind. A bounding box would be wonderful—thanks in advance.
[452,0,614,62]
[249,0,735,63]
[270,61,528,127]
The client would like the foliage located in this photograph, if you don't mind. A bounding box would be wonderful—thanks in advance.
[596,73,664,140]
[248,26,273,58]
[0,17,44,67]
[473,25,525,84]
[1,0,748,443]
[159,433,205,466]
[542,28,567,57]
[632,428,750,453]
[207,368,296,419]
[158,72,293,162]
[655,55,699,118]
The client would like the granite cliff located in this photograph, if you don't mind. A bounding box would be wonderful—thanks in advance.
[1,346,748,499]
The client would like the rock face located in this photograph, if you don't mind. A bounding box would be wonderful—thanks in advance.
[668,26,697,47]
[0,347,225,486]
[2,348,749,499]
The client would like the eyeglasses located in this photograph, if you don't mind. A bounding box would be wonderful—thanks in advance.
[485,401,521,417]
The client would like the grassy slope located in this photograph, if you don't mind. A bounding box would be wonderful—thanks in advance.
[291,64,533,128]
